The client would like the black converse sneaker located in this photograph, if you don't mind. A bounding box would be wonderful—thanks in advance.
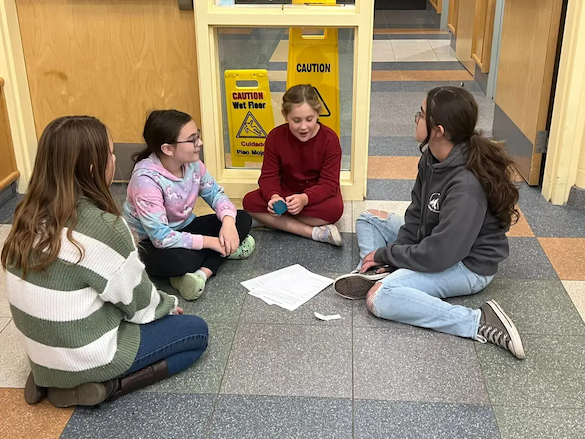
[333,269,390,300]
[477,300,525,360]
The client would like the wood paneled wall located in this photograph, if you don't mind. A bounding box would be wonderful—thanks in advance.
[0,78,20,191]
[471,0,496,73]
[16,0,201,143]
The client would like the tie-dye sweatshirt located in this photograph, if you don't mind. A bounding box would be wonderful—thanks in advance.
[123,154,237,250]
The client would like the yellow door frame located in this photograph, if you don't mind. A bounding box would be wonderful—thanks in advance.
[193,0,374,201]
[543,0,585,204]
[0,0,37,193]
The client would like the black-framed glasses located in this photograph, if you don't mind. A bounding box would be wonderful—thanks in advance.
[175,129,201,145]
[415,111,424,124]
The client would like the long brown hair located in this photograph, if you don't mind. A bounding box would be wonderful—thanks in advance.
[132,109,192,163]
[1,116,119,276]
[282,84,322,116]
[423,86,519,228]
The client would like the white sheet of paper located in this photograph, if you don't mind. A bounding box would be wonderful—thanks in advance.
[314,312,341,321]
[241,264,333,311]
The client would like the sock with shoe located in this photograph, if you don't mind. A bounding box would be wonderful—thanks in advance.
[312,224,343,246]
[170,269,208,300]
[46,359,169,408]
[476,300,525,360]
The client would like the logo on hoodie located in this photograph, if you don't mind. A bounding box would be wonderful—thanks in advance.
[428,192,441,213]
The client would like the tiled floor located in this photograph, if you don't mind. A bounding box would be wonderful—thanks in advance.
[2,18,585,439]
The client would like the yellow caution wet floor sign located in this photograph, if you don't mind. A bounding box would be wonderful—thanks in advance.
[225,70,274,167]
[288,0,340,136]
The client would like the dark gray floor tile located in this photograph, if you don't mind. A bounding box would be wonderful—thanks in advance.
[384,61,465,71]
[354,327,489,404]
[448,278,585,336]
[240,272,352,326]
[416,17,441,27]
[369,91,426,137]
[452,80,483,93]
[497,237,558,280]
[269,81,286,92]
[371,62,401,71]
[493,405,585,439]
[61,393,215,439]
[268,61,287,71]
[477,334,585,408]
[369,136,422,156]
[144,323,236,394]
[374,13,386,25]
[403,81,453,92]
[387,23,424,29]
[367,179,414,201]
[208,395,352,439]
[178,269,248,323]
[373,34,390,40]
[371,81,405,92]
[221,323,352,398]
[253,230,354,274]
[0,194,23,224]
[517,184,585,237]
[355,400,500,439]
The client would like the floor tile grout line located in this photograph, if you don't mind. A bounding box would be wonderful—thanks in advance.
[351,301,356,439]
[0,318,12,335]
[201,272,249,438]
[473,340,504,438]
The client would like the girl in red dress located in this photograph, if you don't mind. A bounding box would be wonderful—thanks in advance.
[243,84,344,246]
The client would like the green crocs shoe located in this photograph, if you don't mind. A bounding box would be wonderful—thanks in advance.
[228,235,256,260]
[170,272,206,301]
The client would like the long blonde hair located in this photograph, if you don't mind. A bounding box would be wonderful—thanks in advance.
[1,116,119,277]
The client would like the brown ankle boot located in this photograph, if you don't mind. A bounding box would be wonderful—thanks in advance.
[47,382,108,408]
[24,372,46,405]
[105,359,169,401]
[46,360,168,408]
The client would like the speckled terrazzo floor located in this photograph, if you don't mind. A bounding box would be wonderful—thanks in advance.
[2,11,585,439]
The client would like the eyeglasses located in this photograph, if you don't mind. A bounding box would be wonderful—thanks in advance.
[415,111,424,124]
[175,129,201,145]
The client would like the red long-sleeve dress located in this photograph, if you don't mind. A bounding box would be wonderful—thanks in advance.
[243,123,344,224]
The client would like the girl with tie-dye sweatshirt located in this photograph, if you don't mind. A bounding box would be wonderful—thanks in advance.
[124,110,254,301]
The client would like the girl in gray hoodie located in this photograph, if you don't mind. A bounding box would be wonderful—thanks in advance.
[334,86,525,360]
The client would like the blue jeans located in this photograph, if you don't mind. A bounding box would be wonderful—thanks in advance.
[355,210,494,339]
[124,314,209,376]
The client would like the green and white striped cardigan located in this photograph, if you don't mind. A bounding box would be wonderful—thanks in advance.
[5,199,178,388]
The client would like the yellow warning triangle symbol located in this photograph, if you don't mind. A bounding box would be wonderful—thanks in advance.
[236,111,268,138]
[313,87,331,117]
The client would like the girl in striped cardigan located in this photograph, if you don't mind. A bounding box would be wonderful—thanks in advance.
[1,116,209,408]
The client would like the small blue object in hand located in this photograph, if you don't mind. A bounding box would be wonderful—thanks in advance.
[273,200,288,216]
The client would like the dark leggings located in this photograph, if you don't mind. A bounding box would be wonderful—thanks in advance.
[138,210,252,278]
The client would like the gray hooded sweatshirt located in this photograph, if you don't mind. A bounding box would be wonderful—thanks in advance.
[374,143,509,276]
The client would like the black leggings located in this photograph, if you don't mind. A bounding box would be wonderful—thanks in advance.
[138,210,252,278]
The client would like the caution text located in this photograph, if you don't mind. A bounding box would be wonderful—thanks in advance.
[296,63,331,73]
[232,92,265,100]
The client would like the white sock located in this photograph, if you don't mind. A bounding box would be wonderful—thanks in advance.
[311,226,322,241]
[195,269,208,281]
[251,218,263,228]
